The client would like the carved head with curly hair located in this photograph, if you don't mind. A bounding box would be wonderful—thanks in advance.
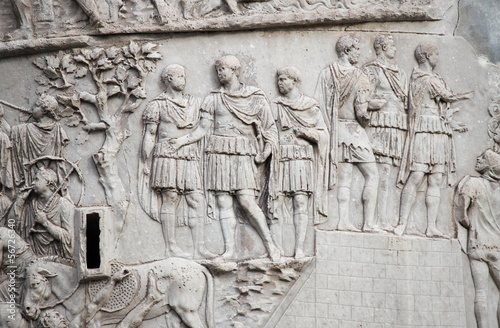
[37,310,68,328]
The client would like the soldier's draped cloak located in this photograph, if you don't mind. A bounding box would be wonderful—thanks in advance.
[274,95,329,224]
[317,63,367,187]
[139,93,203,223]
[203,84,279,220]
[397,68,457,187]
[11,121,69,188]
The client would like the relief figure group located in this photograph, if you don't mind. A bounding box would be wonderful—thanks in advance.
[0,32,486,328]
[139,34,474,264]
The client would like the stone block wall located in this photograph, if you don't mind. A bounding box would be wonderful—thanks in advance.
[276,231,467,327]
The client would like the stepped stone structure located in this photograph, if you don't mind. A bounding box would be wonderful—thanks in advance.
[0,0,498,327]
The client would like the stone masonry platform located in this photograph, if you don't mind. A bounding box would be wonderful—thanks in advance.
[275,230,467,328]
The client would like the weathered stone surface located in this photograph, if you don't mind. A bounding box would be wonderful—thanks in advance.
[456,0,500,64]
[0,1,498,327]
[279,231,467,327]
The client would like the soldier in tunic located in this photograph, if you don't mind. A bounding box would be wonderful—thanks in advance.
[273,67,329,258]
[169,55,281,261]
[395,43,473,237]
[141,64,214,259]
[317,35,379,232]
[362,34,408,231]
[455,149,500,328]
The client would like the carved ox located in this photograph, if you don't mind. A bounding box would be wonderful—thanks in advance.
[22,257,214,328]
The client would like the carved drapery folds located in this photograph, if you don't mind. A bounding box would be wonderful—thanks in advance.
[0,2,495,322]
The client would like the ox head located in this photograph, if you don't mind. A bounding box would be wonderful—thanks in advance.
[22,267,57,320]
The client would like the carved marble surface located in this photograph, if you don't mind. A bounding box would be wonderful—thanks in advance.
[0,0,498,326]
[0,0,454,41]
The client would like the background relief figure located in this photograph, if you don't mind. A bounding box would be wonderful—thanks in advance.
[141,64,214,259]
[273,66,329,258]
[317,35,379,232]
[363,34,408,232]
[395,43,473,238]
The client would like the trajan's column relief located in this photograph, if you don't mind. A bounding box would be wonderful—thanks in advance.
[0,0,496,327]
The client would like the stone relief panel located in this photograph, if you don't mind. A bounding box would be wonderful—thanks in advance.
[0,0,454,41]
[0,26,495,327]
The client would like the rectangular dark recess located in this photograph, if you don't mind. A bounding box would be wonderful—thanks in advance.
[86,213,101,269]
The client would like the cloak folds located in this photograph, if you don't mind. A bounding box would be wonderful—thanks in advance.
[397,68,457,187]
[17,195,74,259]
[139,93,204,225]
[363,61,408,103]
[316,63,369,188]
[201,84,279,221]
[362,61,408,164]
[274,95,329,224]
[11,121,69,188]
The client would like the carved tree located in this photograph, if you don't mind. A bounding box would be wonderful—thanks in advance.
[33,42,162,234]
[488,66,500,153]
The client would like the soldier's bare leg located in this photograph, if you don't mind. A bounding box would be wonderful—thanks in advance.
[357,162,379,232]
[161,190,188,257]
[470,259,490,328]
[74,0,104,27]
[8,0,33,38]
[216,193,237,260]
[425,172,444,237]
[186,191,216,259]
[224,0,240,13]
[269,200,284,255]
[237,192,280,262]
[151,0,169,24]
[337,163,358,231]
[293,193,309,259]
[394,171,425,236]
[487,257,500,326]
[377,163,394,231]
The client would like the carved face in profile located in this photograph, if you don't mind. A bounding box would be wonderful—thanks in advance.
[277,74,296,95]
[383,38,396,59]
[32,171,52,195]
[31,105,46,121]
[38,310,68,328]
[346,43,360,65]
[167,69,186,92]
[427,49,439,68]
[475,153,488,173]
[216,64,235,85]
